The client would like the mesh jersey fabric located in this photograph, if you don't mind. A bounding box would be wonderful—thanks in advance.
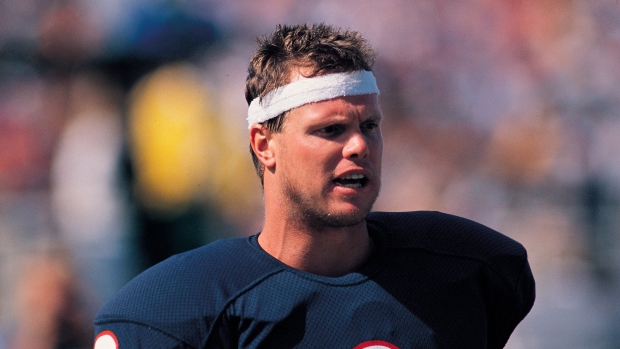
[94,211,535,349]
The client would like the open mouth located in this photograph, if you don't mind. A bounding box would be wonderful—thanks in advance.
[333,174,368,189]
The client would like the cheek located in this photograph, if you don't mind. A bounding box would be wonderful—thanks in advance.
[280,142,327,178]
[295,140,339,168]
[370,136,383,161]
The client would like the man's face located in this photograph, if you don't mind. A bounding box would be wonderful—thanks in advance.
[271,93,383,229]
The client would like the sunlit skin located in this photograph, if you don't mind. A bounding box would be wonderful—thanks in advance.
[250,79,383,277]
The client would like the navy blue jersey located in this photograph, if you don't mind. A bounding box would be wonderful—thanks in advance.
[94,211,535,349]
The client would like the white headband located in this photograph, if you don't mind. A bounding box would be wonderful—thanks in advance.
[247,70,379,129]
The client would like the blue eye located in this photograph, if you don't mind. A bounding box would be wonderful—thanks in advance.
[362,121,379,133]
[319,125,344,136]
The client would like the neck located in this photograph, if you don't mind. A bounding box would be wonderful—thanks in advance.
[258,217,373,277]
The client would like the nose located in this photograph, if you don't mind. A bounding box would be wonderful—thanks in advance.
[343,131,369,159]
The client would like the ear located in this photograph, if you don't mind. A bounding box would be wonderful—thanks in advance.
[249,124,277,169]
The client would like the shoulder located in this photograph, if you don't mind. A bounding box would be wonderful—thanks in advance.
[366,211,533,292]
[101,237,265,302]
[367,210,535,296]
[367,210,526,259]
[94,236,282,345]
[368,212,535,347]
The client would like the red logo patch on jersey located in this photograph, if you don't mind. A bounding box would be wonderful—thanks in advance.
[94,330,118,349]
[354,340,400,349]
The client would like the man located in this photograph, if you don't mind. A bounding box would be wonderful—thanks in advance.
[94,24,535,349]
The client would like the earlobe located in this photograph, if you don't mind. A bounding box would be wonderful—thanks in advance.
[249,125,276,169]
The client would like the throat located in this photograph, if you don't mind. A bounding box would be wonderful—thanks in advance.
[260,227,374,277]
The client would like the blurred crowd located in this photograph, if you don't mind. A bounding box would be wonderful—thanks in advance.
[1,0,620,348]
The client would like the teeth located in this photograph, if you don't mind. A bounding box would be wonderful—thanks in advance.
[341,174,365,180]
[334,174,366,188]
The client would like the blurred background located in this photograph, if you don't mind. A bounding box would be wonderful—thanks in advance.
[1,0,619,348]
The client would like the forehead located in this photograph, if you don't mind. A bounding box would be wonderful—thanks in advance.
[286,94,382,126]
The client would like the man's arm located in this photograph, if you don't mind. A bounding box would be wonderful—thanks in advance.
[94,322,194,349]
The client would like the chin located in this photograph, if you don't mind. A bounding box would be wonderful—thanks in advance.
[314,213,367,229]
[314,204,373,228]
[285,180,378,229]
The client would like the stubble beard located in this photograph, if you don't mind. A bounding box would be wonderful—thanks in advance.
[282,176,380,230]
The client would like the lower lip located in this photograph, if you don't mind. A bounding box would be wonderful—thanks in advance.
[332,182,371,195]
